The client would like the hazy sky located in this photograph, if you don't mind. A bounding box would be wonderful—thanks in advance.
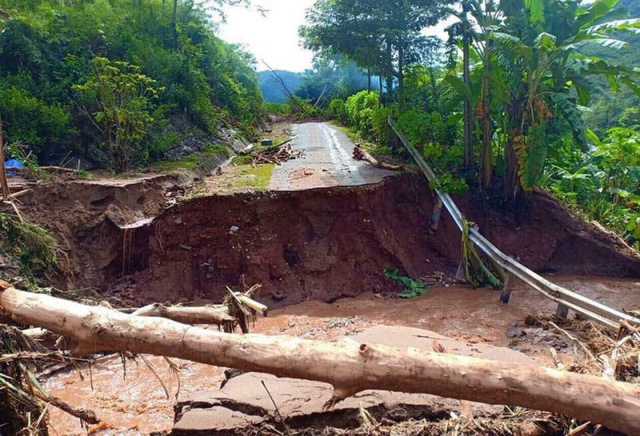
[217,0,316,72]
[216,0,455,72]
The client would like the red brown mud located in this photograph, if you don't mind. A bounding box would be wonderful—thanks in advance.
[118,174,640,307]
[43,276,640,435]
[13,174,186,289]
[15,173,639,305]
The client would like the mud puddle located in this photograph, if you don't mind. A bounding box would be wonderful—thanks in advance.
[44,276,640,435]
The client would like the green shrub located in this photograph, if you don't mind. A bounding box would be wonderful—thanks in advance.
[328,98,347,123]
[396,110,447,148]
[370,106,394,144]
[344,90,380,135]
[265,102,292,115]
[429,172,469,195]
[0,83,73,155]
[73,57,160,173]
[0,0,264,168]
[0,214,57,278]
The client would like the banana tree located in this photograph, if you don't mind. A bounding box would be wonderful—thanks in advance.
[494,0,640,197]
[446,0,504,188]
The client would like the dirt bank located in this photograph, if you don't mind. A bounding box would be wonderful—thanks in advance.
[16,174,187,289]
[118,174,640,306]
[15,173,640,304]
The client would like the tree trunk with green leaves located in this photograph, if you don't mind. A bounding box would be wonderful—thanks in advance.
[172,0,178,51]
[480,70,492,188]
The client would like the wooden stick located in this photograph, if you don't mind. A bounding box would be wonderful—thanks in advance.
[0,115,10,200]
[32,388,100,425]
[15,166,78,173]
[1,285,640,435]
[5,200,24,222]
[235,293,268,317]
[7,189,31,200]
[132,303,235,325]
[567,422,591,436]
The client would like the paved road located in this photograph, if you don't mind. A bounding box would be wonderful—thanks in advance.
[269,122,394,191]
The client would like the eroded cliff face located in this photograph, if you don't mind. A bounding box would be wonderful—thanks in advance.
[18,174,640,306]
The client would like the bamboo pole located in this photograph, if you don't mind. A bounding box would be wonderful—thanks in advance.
[1,285,639,435]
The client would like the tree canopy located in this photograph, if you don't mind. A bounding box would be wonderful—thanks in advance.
[0,0,263,170]
[299,0,452,103]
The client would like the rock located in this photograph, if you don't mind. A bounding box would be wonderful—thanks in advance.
[172,326,537,435]
[172,406,264,436]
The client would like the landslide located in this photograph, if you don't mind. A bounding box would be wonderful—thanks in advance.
[15,173,640,306]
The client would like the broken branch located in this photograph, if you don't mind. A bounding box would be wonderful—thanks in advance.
[132,303,235,325]
[353,146,404,171]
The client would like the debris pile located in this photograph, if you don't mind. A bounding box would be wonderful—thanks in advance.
[0,279,269,433]
[524,315,640,383]
[252,140,303,166]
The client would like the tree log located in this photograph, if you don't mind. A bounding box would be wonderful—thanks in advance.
[353,146,404,171]
[131,303,235,325]
[1,286,639,435]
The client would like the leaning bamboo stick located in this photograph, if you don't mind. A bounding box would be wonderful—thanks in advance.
[1,285,639,435]
[235,293,268,316]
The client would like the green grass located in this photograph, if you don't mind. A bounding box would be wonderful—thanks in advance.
[151,147,231,172]
[232,154,254,165]
[0,213,57,286]
[229,163,275,191]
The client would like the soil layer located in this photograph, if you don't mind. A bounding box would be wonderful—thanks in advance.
[15,173,640,306]
[119,174,640,306]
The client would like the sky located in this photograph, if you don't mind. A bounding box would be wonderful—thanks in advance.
[216,0,455,73]
[217,0,316,72]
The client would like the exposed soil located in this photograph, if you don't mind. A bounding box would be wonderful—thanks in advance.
[108,174,640,306]
[12,174,188,290]
[11,172,640,307]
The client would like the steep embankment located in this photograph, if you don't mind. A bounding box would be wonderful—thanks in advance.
[17,173,639,306]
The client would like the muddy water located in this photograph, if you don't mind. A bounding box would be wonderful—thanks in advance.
[44,276,640,435]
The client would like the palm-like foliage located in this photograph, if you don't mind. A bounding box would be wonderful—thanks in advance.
[487,0,640,196]
[447,0,640,196]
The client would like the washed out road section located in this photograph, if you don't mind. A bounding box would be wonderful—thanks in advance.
[269,121,394,191]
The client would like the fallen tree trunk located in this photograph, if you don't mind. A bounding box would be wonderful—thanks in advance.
[132,303,235,325]
[1,286,639,435]
[353,146,404,171]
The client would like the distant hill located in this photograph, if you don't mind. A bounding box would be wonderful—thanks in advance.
[258,70,302,103]
[619,0,640,17]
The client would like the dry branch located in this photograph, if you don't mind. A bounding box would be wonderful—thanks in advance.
[0,115,10,200]
[1,286,640,435]
[7,189,32,200]
[252,143,303,166]
[14,166,79,174]
[132,303,235,325]
[353,146,404,171]
[31,388,100,425]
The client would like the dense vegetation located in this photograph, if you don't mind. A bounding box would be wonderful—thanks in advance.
[0,0,263,171]
[305,0,640,248]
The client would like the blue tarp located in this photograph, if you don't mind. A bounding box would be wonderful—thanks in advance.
[5,159,24,169]
[4,159,24,176]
